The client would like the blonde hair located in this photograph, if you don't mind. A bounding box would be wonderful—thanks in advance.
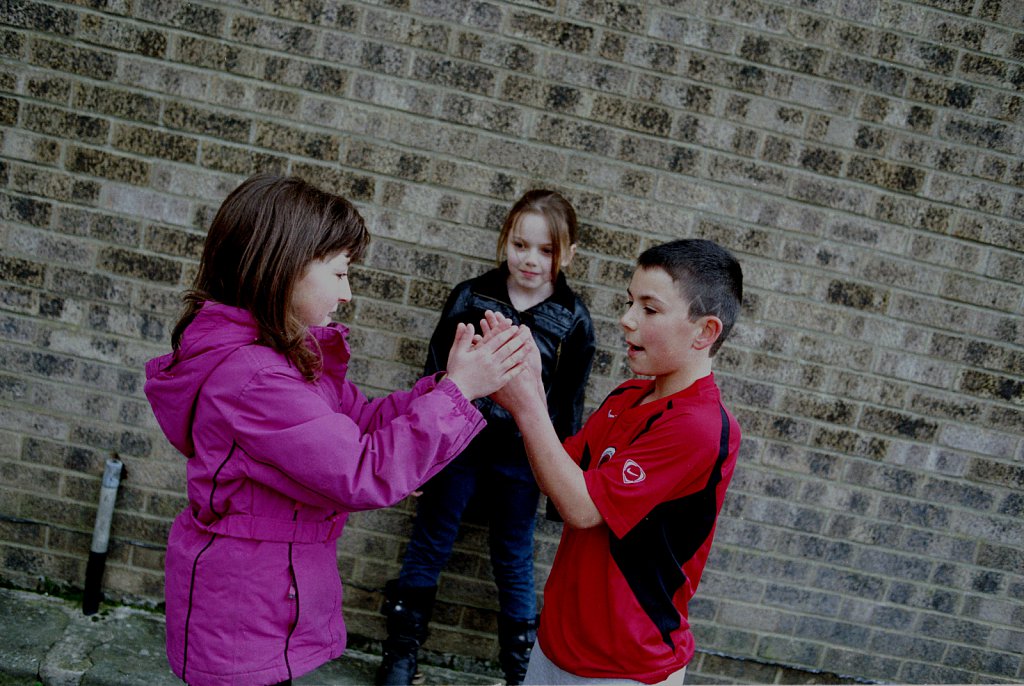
[496,190,578,280]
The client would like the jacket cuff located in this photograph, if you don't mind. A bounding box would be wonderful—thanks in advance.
[432,374,482,422]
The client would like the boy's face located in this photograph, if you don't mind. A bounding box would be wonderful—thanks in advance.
[620,266,706,380]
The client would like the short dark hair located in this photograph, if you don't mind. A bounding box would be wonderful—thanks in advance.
[172,173,369,379]
[636,239,743,356]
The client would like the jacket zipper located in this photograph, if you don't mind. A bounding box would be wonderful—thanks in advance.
[282,509,300,681]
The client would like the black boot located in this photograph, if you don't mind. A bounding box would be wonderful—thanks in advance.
[497,615,538,685]
[375,580,437,686]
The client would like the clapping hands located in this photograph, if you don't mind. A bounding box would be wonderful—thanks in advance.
[444,311,534,401]
[480,311,544,415]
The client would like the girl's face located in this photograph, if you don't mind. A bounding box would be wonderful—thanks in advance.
[292,251,351,327]
[505,212,574,295]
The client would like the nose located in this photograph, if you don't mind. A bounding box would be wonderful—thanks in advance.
[338,279,352,303]
[620,305,636,331]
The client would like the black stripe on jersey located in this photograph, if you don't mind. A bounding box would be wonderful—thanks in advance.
[593,382,645,416]
[579,443,594,471]
[608,404,731,648]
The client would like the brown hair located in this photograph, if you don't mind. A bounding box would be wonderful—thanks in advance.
[495,189,578,280]
[171,173,369,380]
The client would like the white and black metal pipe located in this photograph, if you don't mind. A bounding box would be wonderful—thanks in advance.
[82,456,123,615]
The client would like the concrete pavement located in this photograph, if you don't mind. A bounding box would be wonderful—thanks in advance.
[0,587,499,686]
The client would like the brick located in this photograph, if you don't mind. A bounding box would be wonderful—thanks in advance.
[508,11,593,52]
[440,94,525,136]
[206,77,299,118]
[824,279,888,313]
[411,55,496,96]
[907,390,983,425]
[21,103,108,143]
[943,116,1014,154]
[164,102,251,143]
[135,1,224,36]
[590,95,672,136]
[111,125,197,164]
[7,226,96,268]
[200,142,288,176]
[13,165,100,205]
[22,73,69,104]
[351,73,439,115]
[616,134,698,173]
[501,75,583,114]
[0,28,23,58]
[546,53,634,95]
[456,31,539,72]
[96,247,180,284]
[78,13,166,58]
[363,9,447,49]
[71,83,160,124]
[176,35,262,77]
[740,33,826,75]
[29,37,116,81]
[1,1,76,34]
[87,304,168,342]
[143,224,205,259]
[858,406,939,441]
[66,146,150,185]
[230,15,316,56]
[265,55,350,97]
[346,141,432,182]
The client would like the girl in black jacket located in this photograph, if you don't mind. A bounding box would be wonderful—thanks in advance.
[377,190,596,685]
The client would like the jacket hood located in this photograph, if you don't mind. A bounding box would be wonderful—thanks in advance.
[144,302,349,458]
[145,303,260,457]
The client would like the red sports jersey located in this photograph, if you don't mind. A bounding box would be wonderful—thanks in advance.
[536,374,741,683]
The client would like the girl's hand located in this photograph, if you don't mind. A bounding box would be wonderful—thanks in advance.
[445,321,532,400]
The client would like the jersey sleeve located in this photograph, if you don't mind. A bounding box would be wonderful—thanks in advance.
[583,411,721,539]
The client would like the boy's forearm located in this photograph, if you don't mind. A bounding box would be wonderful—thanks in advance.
[512,399,603,529]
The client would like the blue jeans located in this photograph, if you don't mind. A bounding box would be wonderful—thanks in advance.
[398,446,540,622]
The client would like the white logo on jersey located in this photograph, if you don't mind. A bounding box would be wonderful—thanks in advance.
[598,447,615,467]
[607,409,617,418]
[622,459,646,484]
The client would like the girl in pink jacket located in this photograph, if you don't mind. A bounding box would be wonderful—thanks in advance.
[145,174,532,686]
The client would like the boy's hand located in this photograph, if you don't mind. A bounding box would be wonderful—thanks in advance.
[491,336,544,415]
[445,321,532,400]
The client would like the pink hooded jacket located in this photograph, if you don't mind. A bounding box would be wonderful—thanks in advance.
[145,302,484,686]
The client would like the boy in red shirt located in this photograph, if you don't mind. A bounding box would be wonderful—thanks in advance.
[492,239,743,684]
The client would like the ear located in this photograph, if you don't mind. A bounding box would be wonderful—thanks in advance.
[692,316,722,352]
[561,243,577,268]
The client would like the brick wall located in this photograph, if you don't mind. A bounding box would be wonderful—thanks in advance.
[1,1,1021,683]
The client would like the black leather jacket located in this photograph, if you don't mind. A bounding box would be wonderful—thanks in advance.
[424,263,596,457]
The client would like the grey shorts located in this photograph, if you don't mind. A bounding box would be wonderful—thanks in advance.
[524,642,687,685]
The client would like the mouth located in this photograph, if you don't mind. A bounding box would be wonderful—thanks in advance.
[627,342,645,356]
